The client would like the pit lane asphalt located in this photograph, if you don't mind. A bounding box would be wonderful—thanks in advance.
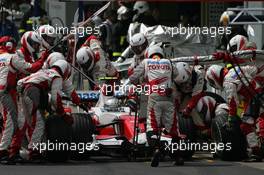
[0,153,263,175]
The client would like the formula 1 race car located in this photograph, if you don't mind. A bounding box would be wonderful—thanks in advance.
[42,89,250,163]
[44,90,173,162]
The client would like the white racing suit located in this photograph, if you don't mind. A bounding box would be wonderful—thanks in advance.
[0,51,45,156]
[128,58,180,138]
[223,65,263,155]
[17,69,65,151]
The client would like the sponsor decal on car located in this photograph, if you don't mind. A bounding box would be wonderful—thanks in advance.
[77,91,100,100]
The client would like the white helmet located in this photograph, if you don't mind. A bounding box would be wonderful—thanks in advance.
[52,60,71,80]
[205,65,224,90]
[92,16,103,27]
[104,98,119,110]
[174,62,192,84]
[145,45,164,58]
[130,33,148,55]
[21,31,42,55]
[196,96,217,122]
[117,6,129,21]
[215,103,229,117]
[76,46,96,72]
[38,25,57,49]
[219,11,235,25]
[227,35,248,52]
[45,52,65,69]
[133,1,149,15]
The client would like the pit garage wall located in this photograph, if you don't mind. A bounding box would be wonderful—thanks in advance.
[45,0,77,28]
[244,1,264,49]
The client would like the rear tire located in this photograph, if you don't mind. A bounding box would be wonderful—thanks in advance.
[45,115,72,162]
[178,115,196,160]
[211,114,247,161]
[70,113,95,160]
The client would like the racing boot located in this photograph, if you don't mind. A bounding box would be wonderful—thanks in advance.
[151,148,161,167]
[0,150,9,163]
[147,131,161,167]
[28,149,44,163]
[1,151,24,165]
[171,138,184,166]
[244,147,263,162]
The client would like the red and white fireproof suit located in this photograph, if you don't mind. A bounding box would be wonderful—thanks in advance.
[83,35,118,85]
[176,65,206,116]
[223,65,262,151]
[27,67,81,151]
[128,58,179,137]
[0,50,46,156]
[83,36,118,107]
[17,69,66,150]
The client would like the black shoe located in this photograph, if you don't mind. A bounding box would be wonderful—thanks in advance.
[151,149,161,167]
[0,150,9,164]
[174,156,184,166]
[29,151,45,163]
[243,155,262,162]
[1,153,25,165]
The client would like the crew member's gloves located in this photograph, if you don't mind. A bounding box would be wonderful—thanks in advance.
[71,90,81,106]
[39,50,50,62]
[212,52,231,62]
[62,113,74,125]
[116,56,125,63]
[85,35,98,46]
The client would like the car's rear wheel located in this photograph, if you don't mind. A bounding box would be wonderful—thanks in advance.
[211,114,247,161]
[70,113,95,160]
[178,115,196,160]
[45,115,72,162]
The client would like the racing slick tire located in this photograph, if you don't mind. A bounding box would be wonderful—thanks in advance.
[211,114,247,161]
[70,113,95,160]
[45,115,73,162]
[178,115,196,160]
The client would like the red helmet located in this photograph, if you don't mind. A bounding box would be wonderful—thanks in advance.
[0,36,17,53]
